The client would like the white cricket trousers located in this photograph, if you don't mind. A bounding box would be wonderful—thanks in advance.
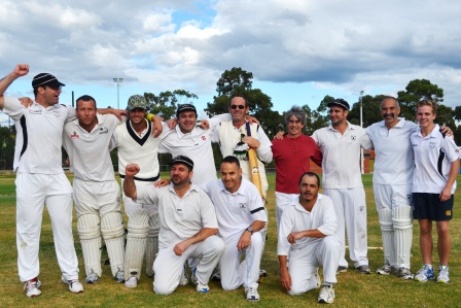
[324,187,369,268]
[15,173,79,282]
[288,236,341,295]
[153,235,224,295]
[220,231,264,290]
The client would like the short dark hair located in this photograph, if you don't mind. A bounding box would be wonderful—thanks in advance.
[76,95,97,110]
[222,155,241,168]
[298,171,321,187]
[229,94,249,107]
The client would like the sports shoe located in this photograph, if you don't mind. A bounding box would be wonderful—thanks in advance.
[318,284,335,304]
[115,270,125,283]
[24,278,41,298]
[211,268,221,282]
[61,276,84,293]
[179,267,189,286]
[396,267,414,280]
[355,265,371,274]
[337,266,348,274]
[196,283,209,293]
[376,264,392,275]
[246,285,260,301]
[415,265,435,282]
[437,266,450,283]
[125,276,138,288]
[85,272,99,284]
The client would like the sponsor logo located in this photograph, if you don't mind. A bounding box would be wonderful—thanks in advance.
[201,136,206,141]
[29,109,42,115]
[70,131,79,139]
[99,127,109,135]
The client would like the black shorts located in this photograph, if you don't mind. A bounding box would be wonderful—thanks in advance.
[412,193,453,221]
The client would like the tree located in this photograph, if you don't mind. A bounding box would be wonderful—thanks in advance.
[0,124,15,170]
[348,95,384,127]
[144,89,198,120]
[205,67,283,139]
[397,79,444,119]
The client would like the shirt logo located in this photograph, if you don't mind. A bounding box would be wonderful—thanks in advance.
[239,203,248,211]
[71,131,79,139]
[201,136,206,141]
[29,109,42,115]
[351,135,357,141]
[99,127,109,135]
[53,110,61,118]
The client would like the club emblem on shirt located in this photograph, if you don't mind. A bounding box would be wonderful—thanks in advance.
[429,142,436,148]
[53,109,61,118]
[99,127,109,135]
[201,136,206,141]
[351,135,357,141]
[240,203,248,211]
[71,131,79,139]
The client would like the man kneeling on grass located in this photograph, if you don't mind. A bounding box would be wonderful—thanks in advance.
[123,155,224,294]
[278,172,340,304]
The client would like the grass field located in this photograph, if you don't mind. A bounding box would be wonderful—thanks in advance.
[0,172,460,307]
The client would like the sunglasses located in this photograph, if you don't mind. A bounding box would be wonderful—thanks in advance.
[230,105,245,110]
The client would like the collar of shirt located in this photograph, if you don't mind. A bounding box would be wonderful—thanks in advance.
[328,121,355,132]
[415,123,440,138]
[293,194,324,213]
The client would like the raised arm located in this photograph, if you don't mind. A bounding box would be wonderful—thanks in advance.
[123,164,141,199]
[0,64,30,109]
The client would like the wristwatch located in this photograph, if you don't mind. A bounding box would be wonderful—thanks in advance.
[245,226,254,235]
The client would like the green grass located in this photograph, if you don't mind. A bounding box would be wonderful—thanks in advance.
[0,172,460,307]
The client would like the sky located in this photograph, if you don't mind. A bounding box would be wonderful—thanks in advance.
[1,0,461,126]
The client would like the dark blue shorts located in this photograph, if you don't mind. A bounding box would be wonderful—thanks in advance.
[412,193,453,221]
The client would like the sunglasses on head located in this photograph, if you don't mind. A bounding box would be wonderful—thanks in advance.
[230,105,245,110]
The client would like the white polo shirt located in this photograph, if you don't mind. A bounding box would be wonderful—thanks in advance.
[411,124,459,194]
[159,117,222,185]
[137,184,219,249]
[202,178,268,239]
[312,122,372,189]
[277,194,337,256]
[366,118,418,185]
[63,114,120,181]
[2,97,75,174]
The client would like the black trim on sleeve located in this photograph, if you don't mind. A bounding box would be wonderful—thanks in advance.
[119,173,160,182]
[250,207,265,214]
[19,115,28,158]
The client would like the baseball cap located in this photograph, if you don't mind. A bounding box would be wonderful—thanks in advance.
[176,103,197,118]
[327,98,350,111]
[169,155,194,170]
[127,95,149,111]
[32,73,65,88]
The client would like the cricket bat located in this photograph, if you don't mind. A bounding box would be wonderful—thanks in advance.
[245,122,266,199]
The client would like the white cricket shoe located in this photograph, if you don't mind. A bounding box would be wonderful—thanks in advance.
[396,267,414,280]
[437,266,450,283]
[24,279,41,298]
[196,283,210,293]
[115,270,125,283]
[61,276,84,294]
[246,285,260,301]
[318,284,335,304]
[376,264,392,275]
[85,272,99,284]
[125,276,138,288]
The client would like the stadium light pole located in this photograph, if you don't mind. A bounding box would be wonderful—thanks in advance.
[360,90,364,174]
[113,77,124,109]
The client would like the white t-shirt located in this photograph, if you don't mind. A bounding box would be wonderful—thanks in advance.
[312,122,372,189]
[2,97,75,173]
[202,178,268,239]
[411,124,459,194]
[366,118,418,185]
[277,194,337,256]
[137,184,218,249]
[63,114,120,181]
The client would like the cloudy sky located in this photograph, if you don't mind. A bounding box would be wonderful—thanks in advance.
[1,0,461,125]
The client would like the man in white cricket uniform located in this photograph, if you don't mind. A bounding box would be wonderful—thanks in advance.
[212,95,272,278]
[113,95,164,288]
[159,104,223,185]
[123,155,225,295]
[411,100,459,284]
[202,156,267,301]
[312,98,372,274]
[366,97,417,279]
[0,65,83,297]
[63,95,125,284]
[278,172,340,304]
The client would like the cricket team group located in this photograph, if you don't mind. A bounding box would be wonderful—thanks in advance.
[0,64,459,304]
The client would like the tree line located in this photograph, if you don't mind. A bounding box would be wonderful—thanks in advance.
[1,67,460,170]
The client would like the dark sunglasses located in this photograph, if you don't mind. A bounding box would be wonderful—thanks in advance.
[230,105,245,110]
